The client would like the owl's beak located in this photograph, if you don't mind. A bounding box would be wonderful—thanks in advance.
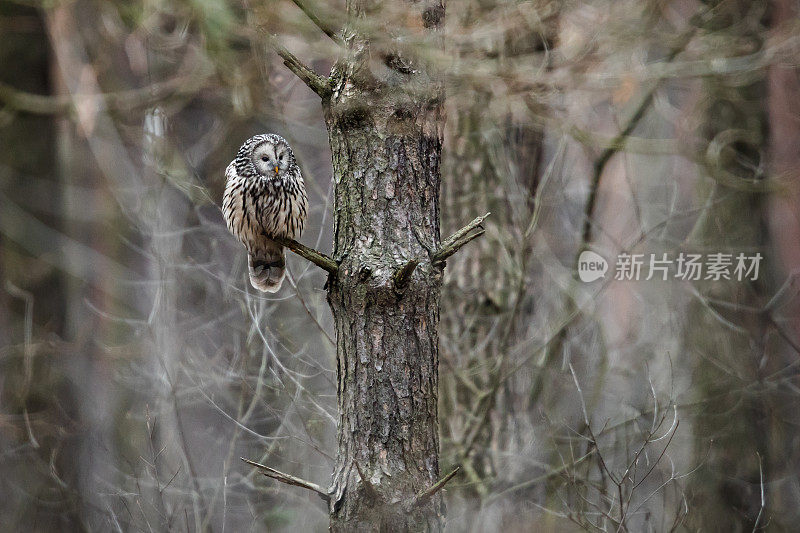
[274,166,279,174]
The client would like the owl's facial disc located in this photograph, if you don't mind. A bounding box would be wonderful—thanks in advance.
[251,141,291,178]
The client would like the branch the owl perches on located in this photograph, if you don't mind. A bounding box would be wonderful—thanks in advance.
[270,234,338,274]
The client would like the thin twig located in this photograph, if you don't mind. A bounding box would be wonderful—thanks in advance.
[431,213,490,266]
[268,36,332,98]
[241,457,330,502]
[271,235,338,274]
[753,452,765,533]
[631,420,680,492]
[290,0,342,45]
[408,467,461,509]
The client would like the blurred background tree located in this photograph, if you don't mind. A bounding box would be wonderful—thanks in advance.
[1,0,800,531]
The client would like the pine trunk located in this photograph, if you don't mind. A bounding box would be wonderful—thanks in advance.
[322,1,446,530]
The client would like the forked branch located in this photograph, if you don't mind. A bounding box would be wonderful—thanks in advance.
[241,457,330,502]
[392,213,490,287]
[270,235,338,274]
[431,212,490,266]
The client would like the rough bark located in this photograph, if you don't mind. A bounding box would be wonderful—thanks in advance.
[321,1,447,530]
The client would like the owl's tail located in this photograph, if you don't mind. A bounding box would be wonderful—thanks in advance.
[248,241,285,293]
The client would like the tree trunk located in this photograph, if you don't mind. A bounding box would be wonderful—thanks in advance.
[322,1,446,530]
[682,2,773,529]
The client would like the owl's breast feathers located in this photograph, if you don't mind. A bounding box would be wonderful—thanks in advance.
[222,162,308,251]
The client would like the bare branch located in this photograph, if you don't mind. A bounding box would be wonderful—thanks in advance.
[241,457,330,503]
[0,72,208,115]
[431,213,490,266]
[408,467,461,509]
[291,0,343,45]
[393,213,489,283]
[270,235,338,274]
[393,258,420,291]
[0,81,70,114]
[268,36,332,98]
[580,27,696,245]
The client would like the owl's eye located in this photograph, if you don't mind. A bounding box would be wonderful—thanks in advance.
[279,154,285,161]
[261,156,268,162]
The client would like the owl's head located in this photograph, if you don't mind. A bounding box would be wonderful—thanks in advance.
[237,134,295,179]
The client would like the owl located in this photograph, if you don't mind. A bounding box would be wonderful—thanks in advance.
[222,134,308,292]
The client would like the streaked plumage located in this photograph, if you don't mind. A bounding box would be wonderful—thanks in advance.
[222,134,308,292]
